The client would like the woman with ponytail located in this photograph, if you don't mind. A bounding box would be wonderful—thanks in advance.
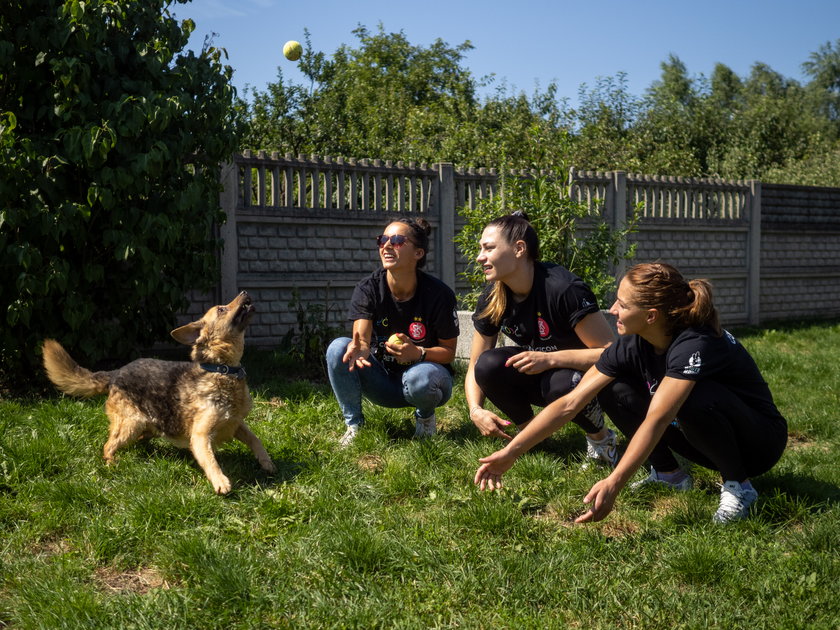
[464,212,618,467]
[474,262,787,524]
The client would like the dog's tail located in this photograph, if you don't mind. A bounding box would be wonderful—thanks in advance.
[42,339,111,398]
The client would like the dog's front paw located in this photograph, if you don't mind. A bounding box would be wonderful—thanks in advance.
[213,475,232,495]
[261,459,277,474]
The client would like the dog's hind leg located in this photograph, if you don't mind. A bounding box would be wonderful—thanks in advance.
[103,394,151,464]
[234,424,276,473]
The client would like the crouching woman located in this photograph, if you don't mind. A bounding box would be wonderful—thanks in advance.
[474,262,788,524]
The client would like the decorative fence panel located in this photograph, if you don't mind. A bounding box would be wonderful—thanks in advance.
[180,153,840,349]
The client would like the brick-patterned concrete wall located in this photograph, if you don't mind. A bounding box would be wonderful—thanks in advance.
[759,184,840,321]
[233,210,444,347]
[198,155,840,350]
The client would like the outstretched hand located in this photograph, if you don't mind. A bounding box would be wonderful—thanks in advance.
[343,330,372,371]
[474,448,518,491]
[574,477,620,523]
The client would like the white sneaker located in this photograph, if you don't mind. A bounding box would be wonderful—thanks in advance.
[713,481,758,523]
[584,429,618,467]
[413,413,436,438]
[339,425,360,447]
[630,467,693,491]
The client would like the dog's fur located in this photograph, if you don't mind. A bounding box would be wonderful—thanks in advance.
[42,291,275,494]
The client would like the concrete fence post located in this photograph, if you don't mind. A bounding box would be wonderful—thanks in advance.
[748,180,762,325]
[219,160,239,300]
[612,170,628,282]
[438,162,456,290]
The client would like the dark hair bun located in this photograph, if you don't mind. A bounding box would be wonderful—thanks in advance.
[414,217,432,236]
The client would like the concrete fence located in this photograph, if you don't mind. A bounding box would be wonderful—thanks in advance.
[182,152,840,350]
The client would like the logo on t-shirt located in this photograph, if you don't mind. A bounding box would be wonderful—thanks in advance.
[537,315,550,339]
[724,330,737,345]
[683,352,702,375]
[581,298,593,308]
[408,320,427,341]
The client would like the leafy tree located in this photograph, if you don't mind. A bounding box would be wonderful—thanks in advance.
[803,38,840,122]
[0,0,243,383]
[569,73,642,172]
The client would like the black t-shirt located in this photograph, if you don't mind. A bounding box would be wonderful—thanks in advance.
[348,268,459,373]
[472,262,600,352]
[596,326,785,420]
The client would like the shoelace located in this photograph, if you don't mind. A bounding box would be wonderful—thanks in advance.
[717,485,747,514]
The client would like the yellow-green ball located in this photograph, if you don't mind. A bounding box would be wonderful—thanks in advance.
[388,333,404,346]
[283,40,302,61]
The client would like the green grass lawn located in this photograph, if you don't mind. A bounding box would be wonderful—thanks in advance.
[1,321,838,629]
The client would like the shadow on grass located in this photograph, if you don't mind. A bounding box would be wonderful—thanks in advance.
[757,471,840,505]
[132,438,304,490]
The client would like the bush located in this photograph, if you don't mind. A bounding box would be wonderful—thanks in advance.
[0,0,244,384]
[455,170,638,311]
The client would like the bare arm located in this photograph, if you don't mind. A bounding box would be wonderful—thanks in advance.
[463,330,513,441]
[474,365,615,489]
[575,376,696,523]
[504,311,615,375]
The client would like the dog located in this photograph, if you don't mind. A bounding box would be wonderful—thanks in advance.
[42,291,276,494]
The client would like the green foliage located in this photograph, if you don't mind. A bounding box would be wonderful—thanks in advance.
[278,287,341,380]
[241,24,575,169]
[455,172,638,310]
[242,27,840,186]
[0,0,244,383]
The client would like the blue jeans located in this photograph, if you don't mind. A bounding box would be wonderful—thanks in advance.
[326,337,454,428]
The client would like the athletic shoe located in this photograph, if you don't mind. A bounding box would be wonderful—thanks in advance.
[339,425,360,447]
[584,429,618,467]
[713,481,758,523]
[630,467,693,491]
[413,413,436,438]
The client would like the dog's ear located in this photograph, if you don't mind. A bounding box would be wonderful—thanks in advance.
[170,321,203,345]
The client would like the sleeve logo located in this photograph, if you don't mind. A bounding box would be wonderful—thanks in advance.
[683,351,702,375]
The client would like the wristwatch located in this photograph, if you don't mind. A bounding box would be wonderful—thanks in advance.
[417,346,427,363]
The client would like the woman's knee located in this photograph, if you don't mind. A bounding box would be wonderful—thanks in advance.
[403,364,453,406]
[474,347,518,388]
[326,337,352,366]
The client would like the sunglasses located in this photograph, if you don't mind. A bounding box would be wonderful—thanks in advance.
[376,234,411,248]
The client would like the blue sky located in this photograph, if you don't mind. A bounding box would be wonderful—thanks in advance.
[177,0,840,105]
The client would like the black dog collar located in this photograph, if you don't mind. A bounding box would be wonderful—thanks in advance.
[200,363,247,379]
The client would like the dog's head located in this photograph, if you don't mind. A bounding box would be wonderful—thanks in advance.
[170,292,256,364]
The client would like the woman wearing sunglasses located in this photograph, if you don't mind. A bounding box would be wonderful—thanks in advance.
[326,218,459,446]
[465,212,618,466]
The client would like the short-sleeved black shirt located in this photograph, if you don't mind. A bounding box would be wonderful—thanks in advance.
[596,326,784,420]
[348,268,459,373]
[472,262,600,351]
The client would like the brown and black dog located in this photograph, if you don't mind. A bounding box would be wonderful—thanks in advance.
[42,291,275,494]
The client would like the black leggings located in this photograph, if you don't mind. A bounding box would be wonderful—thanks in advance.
[598,377,788,481]
[473,346,604,434]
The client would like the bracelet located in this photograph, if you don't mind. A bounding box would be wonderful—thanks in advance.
[417,346,426,362]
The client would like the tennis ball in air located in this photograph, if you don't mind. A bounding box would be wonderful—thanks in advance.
[283,40,302,61]
[388,333,404,346]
